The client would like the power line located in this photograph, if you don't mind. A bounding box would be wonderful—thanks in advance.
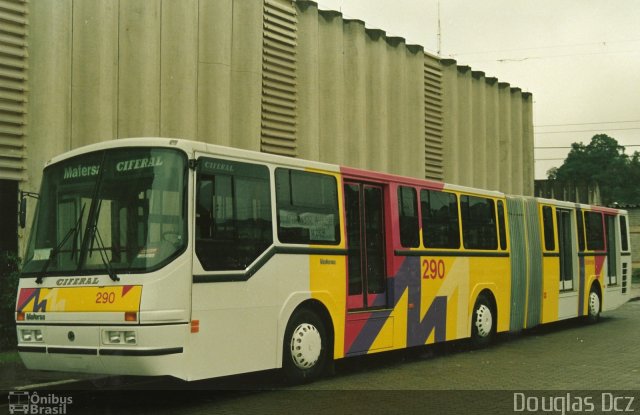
[535,145,640,150]
[535,127,640,135]
[450,38,640,57]
[493,49,640,63]
[535,120,640,128]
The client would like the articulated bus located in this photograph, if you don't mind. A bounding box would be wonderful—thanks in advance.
[16,138,632,382]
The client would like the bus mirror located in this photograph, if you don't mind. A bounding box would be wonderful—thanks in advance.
[19,191,39,228]
[19,196,27,228]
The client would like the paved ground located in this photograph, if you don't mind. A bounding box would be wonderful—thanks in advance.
[1,285,639,414]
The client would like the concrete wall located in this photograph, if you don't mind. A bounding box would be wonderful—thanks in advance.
[441,60,533,193]
[26,0,266,196]
[12,0,538,255]
[20,0,536,244]
[0,0,28,182]
[296,3,426,178]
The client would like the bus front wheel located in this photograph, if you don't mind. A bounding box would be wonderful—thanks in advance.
[282,309,328,383]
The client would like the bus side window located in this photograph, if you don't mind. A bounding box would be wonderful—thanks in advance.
[196,180,213,239]
[397,186,419,248]
[542,206,555,251]
[275,168,340,245]
[421,189,460,249]
[497,200,507,250]
[195,159,272,271]
[620,216,629,252]
[460,195,497,250]
[584,211,604,251]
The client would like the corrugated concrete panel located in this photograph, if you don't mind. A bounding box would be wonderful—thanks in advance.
[342,19,367,169]
[510,87,524,195]
[387,36,406,176]
[440,60,532,194]
[405,45,424,179]
[424,54,444,181]
[197,0,232,146]
[260,0,298,157]
[295,1,319,161]
[71,0,118,148]
[22,0,535,196]
[522,93,534,196]
[161,0,198,140]
[441,59,458,185]
[485,77,499,191]
[0,0,28,181]
[27,0,72,191]
[317,10,344,165]
[230,0,263,151]
[498,82,512,194]
[456,66,473,188]
[118,0,161,138]
[365,28,389,173]
[471,71,486,189]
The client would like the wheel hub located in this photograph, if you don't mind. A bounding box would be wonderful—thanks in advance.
[589,291,600,316]
[290,323,321,370]
[475,304,493,337]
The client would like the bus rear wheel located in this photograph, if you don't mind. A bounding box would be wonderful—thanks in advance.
[587,287,601,323]
[471,294,495,348]
[283,309,328,383]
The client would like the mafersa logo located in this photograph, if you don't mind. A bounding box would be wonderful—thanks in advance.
[8,391,73,414]
[63,164,100,180]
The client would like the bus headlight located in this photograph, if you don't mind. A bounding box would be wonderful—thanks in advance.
[20,329,43,343]
[103,330,137,345]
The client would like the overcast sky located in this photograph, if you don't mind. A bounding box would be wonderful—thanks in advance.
[315,0,640,179]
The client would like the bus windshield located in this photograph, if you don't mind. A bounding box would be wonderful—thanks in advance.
[22,147,188,276]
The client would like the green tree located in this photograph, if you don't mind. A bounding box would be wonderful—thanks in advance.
[0,251,20,351]
[549,134,639,205]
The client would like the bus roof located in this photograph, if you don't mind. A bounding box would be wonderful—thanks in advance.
[43,137,625,214]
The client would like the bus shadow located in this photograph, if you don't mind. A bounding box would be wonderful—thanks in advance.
[61,316,618,412]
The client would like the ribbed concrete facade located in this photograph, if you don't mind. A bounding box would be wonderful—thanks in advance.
[3,0,535,252]
[0,0,28,181]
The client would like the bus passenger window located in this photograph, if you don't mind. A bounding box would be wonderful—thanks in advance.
[398,186,419,248]
[421,189,460,249]
[620,216,629,252]
[497,200,507,250]
[460,195,497,250]
[584,211,604,251]
[542,206,555,251]
[275,169,340,245]
[195,158,272,271]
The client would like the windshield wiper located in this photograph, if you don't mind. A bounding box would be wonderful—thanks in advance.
[36,203,86,284]
[87,200,120,282]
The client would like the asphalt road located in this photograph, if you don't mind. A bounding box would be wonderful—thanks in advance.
[2,297,640,414]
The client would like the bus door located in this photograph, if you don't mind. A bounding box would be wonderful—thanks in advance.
[605,215,617,286]
[344,182,387,310]
[556,209,574,291]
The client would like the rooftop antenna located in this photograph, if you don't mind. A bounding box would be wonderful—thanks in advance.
[437,0,442,56]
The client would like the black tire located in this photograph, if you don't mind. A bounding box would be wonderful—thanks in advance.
[282,309,329,383]
[471,294,495,348]
[586,286,601,323]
